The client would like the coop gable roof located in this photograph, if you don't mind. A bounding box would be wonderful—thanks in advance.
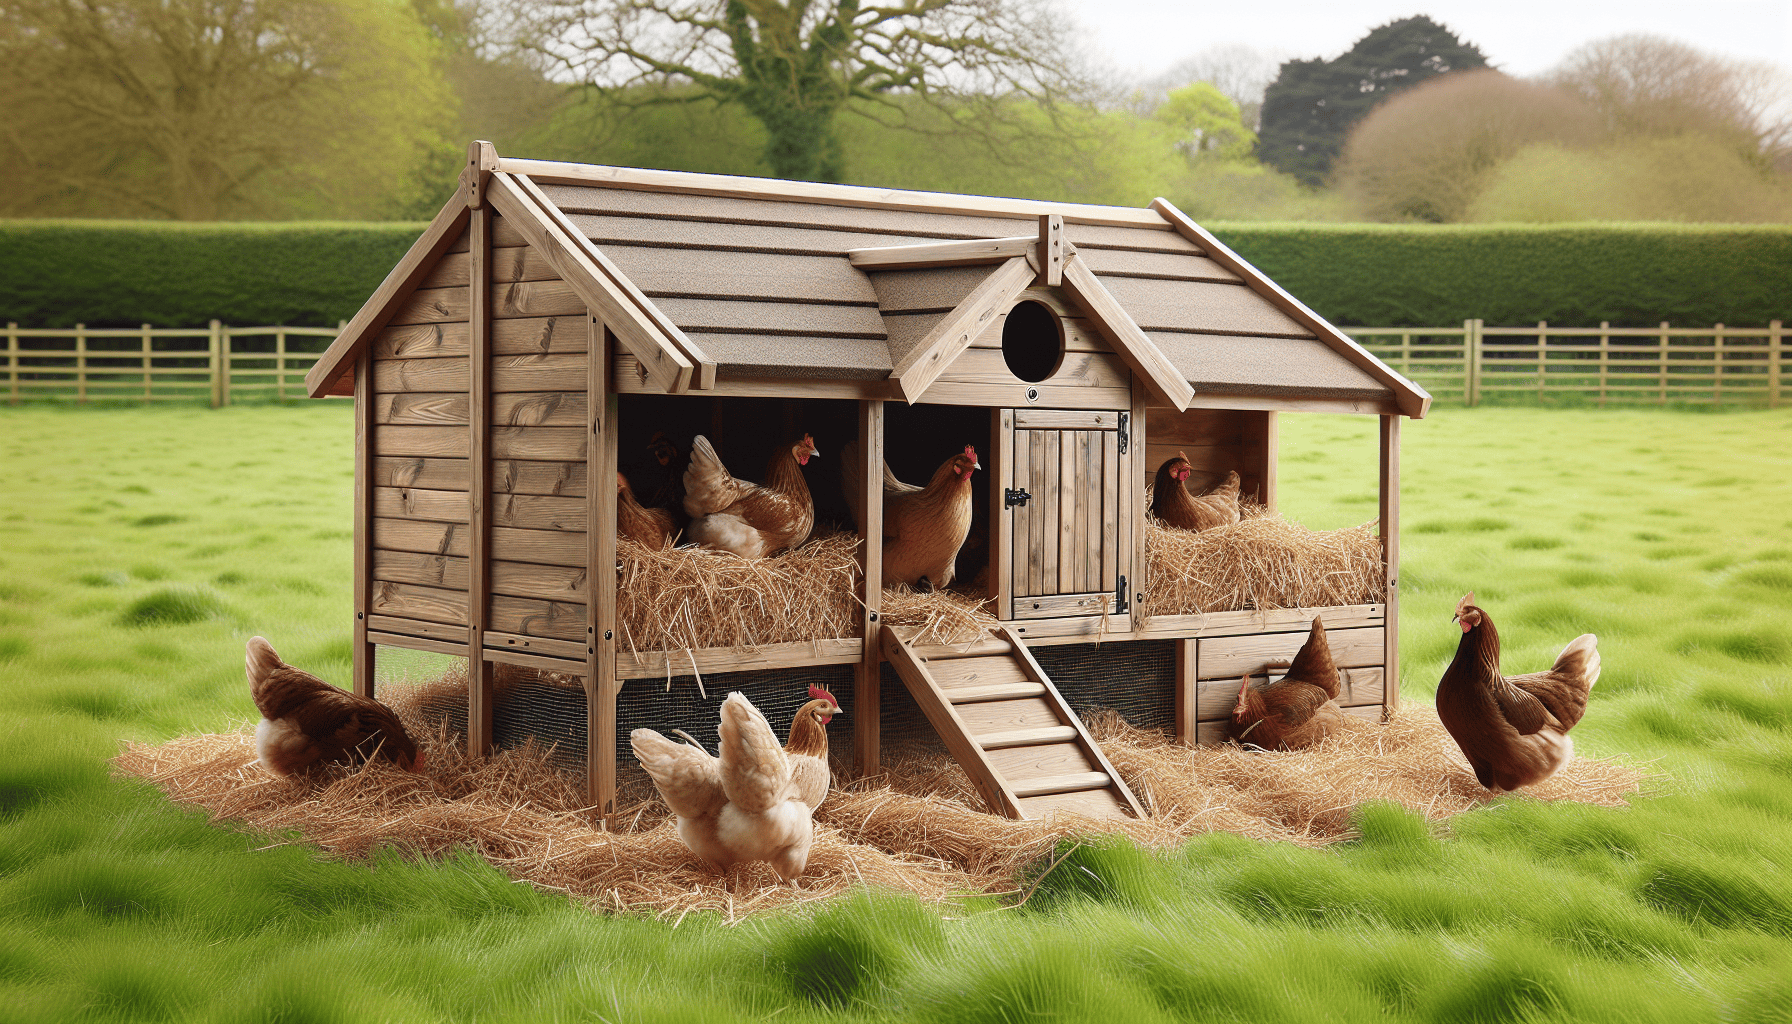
[308,149,1429,417]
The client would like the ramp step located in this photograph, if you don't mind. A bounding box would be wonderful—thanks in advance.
[930,657,1030,688]
[974,725,1079,749]
[1010,772,1113,798]
[946,681,1047,703]
[912,638,1013,660]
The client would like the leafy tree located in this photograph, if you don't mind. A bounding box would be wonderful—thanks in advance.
[1155,83,1255,161]
[0,0,457,219]
[1336,70,1601,222]
[1467,136,1792,223]
[1258,15,1487,186]
[523,0,1084,182]
[1139,43,1286,130]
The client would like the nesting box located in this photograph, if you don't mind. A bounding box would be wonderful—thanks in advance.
[304,143,1430,820]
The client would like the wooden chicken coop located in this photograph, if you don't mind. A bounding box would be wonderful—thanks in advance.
[304,142,1430,823]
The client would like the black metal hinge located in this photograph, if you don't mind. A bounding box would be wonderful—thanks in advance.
[1116,574,1130,614]
[1004,487,1032,508]
[1118,412,1130,454]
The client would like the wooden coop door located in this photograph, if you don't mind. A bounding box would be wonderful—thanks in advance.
[1002,409,1132,621]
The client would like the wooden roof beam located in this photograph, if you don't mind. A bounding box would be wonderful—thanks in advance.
[485,172,701,394]
[494,157,1175,228]
[848,234,1074,272]
[1149,198,1431,419]
[1059,254,1196,412]
[304,190,472,398]
[510,173,716,391]
[889,256,1037,403]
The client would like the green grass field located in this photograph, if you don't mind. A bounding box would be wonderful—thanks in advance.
[2,403,1790,1023]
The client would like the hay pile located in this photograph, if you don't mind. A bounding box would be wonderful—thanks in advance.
[115,677,1641,920]
[878,584,998,647]
[1140,505,1385,619]
[616,534,997,654]
[616,534,862,655]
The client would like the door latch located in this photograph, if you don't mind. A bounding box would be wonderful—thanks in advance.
[1004,488,1032,508]
[1118,412,1130,454]
[1116,574,1130,614]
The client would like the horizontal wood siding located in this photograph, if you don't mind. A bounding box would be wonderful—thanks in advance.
[371,317,589,361]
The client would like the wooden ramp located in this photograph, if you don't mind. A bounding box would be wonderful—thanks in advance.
[881,625,1145,821]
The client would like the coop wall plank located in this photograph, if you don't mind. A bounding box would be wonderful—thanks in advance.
[369,581,467,625]
[490,492,586,530]
[1198,626,1385,680]
[373,486,468,524]
[491,526,588,567]
[373,358,468,393]
[489,594,587,641]
[490,425,588,461]
[491,353,587,392]
[492,458,588,496]
[374,457,468,491]
[374,425,468,458]
[489,561,589,603]
[375,392,467,425]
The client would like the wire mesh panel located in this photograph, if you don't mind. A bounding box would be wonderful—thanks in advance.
[1029,640,1177,733]
[614,665,858,772]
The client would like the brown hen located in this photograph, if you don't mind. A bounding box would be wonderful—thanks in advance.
[1436,593,1601,792]
[1153,455,1240,532]
[682,433,818,557]
[1228,616,1347,749]
[845,443,980,589]
[245,637,422,776]
[617,471,674,548]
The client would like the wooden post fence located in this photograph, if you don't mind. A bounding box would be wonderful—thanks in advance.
[209,320,225,408]
[1713,324,1725,403]
[6,322,17,406]
[1772,320,1784,409]
[1658,322,1670,404]
[1597,322,1610,406]
[1535,321,1548,400]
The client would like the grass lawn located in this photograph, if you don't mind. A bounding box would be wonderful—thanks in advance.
[1,402,1790,1023]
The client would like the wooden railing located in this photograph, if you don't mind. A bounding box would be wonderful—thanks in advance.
[4,318,1783,408]
[1350,320,1785,407]
[3,322,341,406]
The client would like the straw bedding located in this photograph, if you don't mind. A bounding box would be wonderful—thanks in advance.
[114,674,1641,920]
[1140,502,1386,619]
[616,533,995,654]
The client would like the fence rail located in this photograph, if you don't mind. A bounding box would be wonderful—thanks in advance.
[4,321,341,405]
[4,318,1784,408]
[1348,319,1783,407]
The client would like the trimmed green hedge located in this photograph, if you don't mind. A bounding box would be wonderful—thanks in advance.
[1208,222,1792,328]
[2,219,1787,329]
[0,221,428,329]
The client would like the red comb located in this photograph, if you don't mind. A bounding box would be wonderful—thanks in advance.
[808,684,838,705]
[964,445,976,458]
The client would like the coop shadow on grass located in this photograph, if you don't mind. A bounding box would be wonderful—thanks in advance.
[113,666,1644,921]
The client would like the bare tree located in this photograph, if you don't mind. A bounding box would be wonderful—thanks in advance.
[1336,69,1602,222]
[0,0,455,219]
[1550,34,1792,165]
[524,0,1087,181]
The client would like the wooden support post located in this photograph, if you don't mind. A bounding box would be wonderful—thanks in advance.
[1598,321,1610,406]
[1129,383,1148,621]
[587,320,621,820]
[467,206,495,758]
[141,324,152,404]
[1038,213,1064,287]
[992,408,1014,622]
[209,320,224,408]
[75,323,86,404]
[1771,320,1783,409]
[1400,330,1411,375]
[352,349,375,698]
[1379,414,1401,715]
[1469,319,1483,407]
[1174,638,1198,745]
[5,322,15,405]
[1659,321,1670,404]
[856,400,886,774]
[1535,320,1547,401]
[1713,324,1725,403]
[276,329,287,402]
[1260,411,1278,511]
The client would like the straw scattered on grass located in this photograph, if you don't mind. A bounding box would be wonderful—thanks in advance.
[1141,504,1386,619]
[115,675,1642,920]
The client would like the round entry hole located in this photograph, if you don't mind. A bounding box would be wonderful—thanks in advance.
[1001,300,1064,383]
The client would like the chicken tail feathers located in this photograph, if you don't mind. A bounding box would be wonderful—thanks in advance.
[717,692,792,813]
[1553,633,1601,691]
[1284,616,1341,699]
[682,435,738,518]
[245,636,287,710]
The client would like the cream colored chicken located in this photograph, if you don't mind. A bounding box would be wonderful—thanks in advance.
[630,687,840,881]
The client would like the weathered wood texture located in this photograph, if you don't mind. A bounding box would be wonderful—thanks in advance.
[1008,413,1128,605]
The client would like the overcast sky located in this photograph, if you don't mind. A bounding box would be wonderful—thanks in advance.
[1058,0,1792,81]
